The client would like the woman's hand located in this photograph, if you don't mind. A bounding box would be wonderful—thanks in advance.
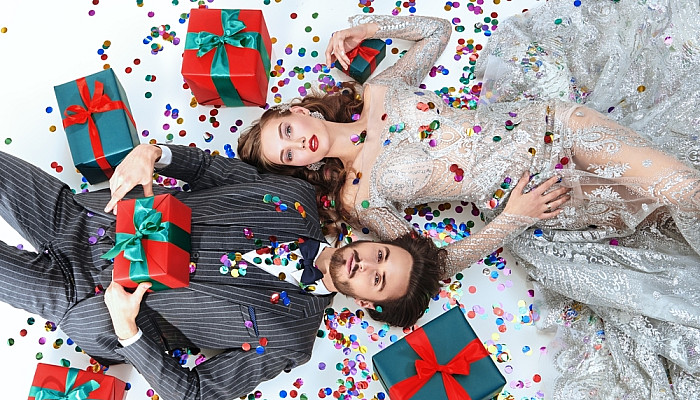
[103,281,151,340]
[104,144,162,214]
[325,23,379,70]
[503,172,570,220]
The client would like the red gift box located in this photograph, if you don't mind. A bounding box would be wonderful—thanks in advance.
[28,363,126,400]
[104,194,192,291]
[182,8,272,107]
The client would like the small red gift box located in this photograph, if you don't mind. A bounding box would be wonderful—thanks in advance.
[28,363,126,400]
[182,8,272,107]
[335,39,386,83]
[103,194,192,291]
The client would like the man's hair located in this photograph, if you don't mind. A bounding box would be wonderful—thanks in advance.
[366,233,446,328]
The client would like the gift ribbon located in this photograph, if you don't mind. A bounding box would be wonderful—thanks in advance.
[102,197,191,290]
[62,77,137,179]
[346,44,380,72]
[29,368,100,400]
[184,9,271,106]
[389,328,490,400]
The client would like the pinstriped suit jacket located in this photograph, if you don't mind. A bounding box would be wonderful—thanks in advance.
[65,145,334,400]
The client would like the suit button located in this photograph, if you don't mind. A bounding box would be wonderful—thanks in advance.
[191,252,200,260]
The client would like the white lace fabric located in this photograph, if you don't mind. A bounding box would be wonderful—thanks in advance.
[349,1,700,397]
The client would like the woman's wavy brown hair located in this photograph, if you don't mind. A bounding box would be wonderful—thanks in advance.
[237,82,365,235]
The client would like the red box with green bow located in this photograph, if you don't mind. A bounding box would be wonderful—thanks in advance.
[53,68,140,184]
[103,194,192,291]
[182,8,272,107]
[28,363,126,400]
[335,39,386,84]
[372,306,506,400]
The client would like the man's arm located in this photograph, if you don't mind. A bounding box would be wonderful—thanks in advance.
[117,334,305,400]
[105,143,265,213]
[104,282,309,399]
[156,144,264,191]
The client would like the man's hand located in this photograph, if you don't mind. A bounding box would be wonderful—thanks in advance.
[104,281,151,341]
[104,144,162,214]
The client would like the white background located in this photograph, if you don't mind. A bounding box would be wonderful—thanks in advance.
[0,0,555,399]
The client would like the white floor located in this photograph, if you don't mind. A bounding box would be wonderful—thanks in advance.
[0,1,555,399]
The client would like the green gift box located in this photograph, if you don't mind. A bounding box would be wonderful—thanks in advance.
[54,68,139,184]
[372,306,506,400]
[335,38,386,84]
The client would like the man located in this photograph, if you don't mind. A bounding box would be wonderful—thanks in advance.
[0,144,444,399]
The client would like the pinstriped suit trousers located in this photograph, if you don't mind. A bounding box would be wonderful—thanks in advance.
[0,150,114,323]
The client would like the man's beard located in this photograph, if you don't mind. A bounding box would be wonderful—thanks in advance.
[329,246,359,297]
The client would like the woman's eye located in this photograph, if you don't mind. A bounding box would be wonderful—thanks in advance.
[285,125,291,138]
[285,150,293,162]
[374,273,380,285]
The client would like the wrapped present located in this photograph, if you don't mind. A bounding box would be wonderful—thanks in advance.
[335,39,386,84]
[182,8,272,107]
[372,306,506,400]
[28,363,126,400]
[54,68,139,184]
[102,194,192,291]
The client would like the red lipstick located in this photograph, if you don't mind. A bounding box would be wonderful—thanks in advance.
[309,135,318,152]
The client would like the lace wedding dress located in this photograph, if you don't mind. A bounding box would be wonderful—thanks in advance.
[349,1,700,397]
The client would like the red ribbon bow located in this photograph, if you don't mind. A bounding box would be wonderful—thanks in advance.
[389,328,490,400]
[62,77,137,179]
[344,44,380,71]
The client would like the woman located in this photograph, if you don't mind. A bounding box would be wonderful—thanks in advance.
[239,0,700,397]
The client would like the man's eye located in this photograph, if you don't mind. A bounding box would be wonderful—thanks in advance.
[378,250,383,262]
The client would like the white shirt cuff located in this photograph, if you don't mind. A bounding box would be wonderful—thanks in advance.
[154,145,172,168]
[118,328,143,347]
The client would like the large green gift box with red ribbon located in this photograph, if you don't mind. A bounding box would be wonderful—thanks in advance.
[54,68,139,184]
[28,363,126,400]
[372,306,506,400]
[182,8,272,107]
[103,194,192,291]
[335,39,386,84]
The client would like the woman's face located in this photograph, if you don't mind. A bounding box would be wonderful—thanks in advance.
[260,108,330,167]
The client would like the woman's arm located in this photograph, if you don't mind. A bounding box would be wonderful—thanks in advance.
[442,173,569,278]
[326,15,452,87]
[441,212,537,278]
[359,173,569,280]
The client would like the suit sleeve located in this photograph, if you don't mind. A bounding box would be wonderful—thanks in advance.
[114,332,310,400]
[155,144,264,191]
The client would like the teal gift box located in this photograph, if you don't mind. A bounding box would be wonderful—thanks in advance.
[54,68,139,184]
[335,39,386,84]
[372,306,506,400]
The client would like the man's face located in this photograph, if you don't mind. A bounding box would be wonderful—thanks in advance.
[328,241,413,309]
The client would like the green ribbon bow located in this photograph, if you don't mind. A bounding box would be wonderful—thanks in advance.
[184,9,271,106]
[102,197,191,291]
[29,368,100,400]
